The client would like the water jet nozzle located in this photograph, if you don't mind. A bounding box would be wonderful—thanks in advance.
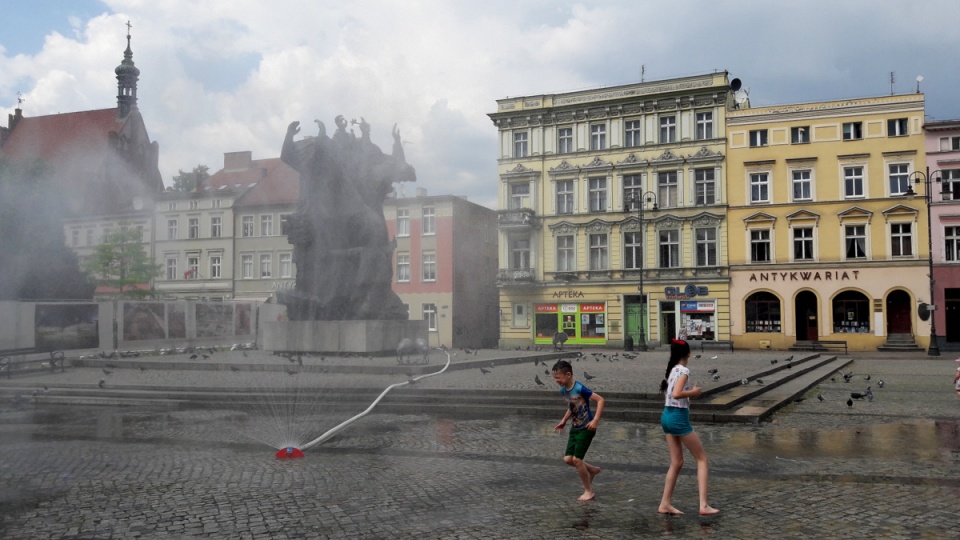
[276,446,304,459]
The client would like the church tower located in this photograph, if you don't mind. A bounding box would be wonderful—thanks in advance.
[115,21,140,119]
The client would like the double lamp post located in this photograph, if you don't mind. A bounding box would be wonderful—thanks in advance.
[625,191,658,351]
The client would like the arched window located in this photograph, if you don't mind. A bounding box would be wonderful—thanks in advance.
[832,290,870,333]
[745,292,781,333]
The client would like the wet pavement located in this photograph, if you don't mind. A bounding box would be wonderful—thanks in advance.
[1,349,959,539]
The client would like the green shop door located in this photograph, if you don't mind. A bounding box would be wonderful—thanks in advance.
[625,298,647,345]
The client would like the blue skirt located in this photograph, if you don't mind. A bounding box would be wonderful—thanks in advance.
[661,406,693,436]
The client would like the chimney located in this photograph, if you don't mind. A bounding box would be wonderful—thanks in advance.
[223,151,253,171]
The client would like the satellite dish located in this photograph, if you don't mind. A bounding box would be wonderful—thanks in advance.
[731,78,742,92]
[734,90,749,105]
[918,302,930,321]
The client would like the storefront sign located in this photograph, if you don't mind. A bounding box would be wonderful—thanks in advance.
[665,285,708,299]
[580,303,605,313]
[552,290,585,299]
[272,281,295,290]
[749,270,860,282]
[535,304,558,313]
[561,304,578,313]
[680,301,715,313]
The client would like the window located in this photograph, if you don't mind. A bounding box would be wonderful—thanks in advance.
[509,183,530,210]
[167,219,178,240]
[888,163,909,196]
[588,234,607,270]
[71,230,79,246]
[946,226,960,261]
[259,253,272,278]
[749,129,768,147]
[260,215,273,236]
[514,132,528,158]
[623,174,642,205]
[891,223,912,257]
[588,177,607,212]
[422,251,436,281]
[695,112,713,140]
[888,118,908,137]
[396,253,410,282]
[557,235,575,272]
[791,126,810,144]
[695,228,717,267]
[940,136,960,151]
[623,232,642,270]
[944,169,960,200]
[659,230,680,268]
[833,291,870,334]
[397,208,410,236]
[694,168,715,205]
[280,214,292,235]
[241,254,253,279]
[556,180,574,214]
[590,124,606,150]
[210,255,222,278]
[189,200,199,210]
[750,173,770,203]
[186,256,199,279]
[165,257,177,280]
[844,166,864,198]
[792,170,812,201]
[750,229,771,263]
[168,203,177,211]
[511,238,531,269]
[558,127,573,154]
[188,217,199,239]
[845,225,867,259]
[658,171,678,208]
[280,253,292,277]
[102,228,112,243]
[210,216,222,238]
[659,116,676,144]
[843,122,863,140]
[86,229,94,246]
[241,216,254,237]
[421,207,436,235]
[624,120,641,147]
[745,292,781,333]
[422,303,437,331]
[212,199,221,209]
[793,227,814,261]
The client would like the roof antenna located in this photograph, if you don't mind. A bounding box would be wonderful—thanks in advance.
[916,75,924,94]
[641,65,645,83]
[16,91,25,107]
[889,71,895,95]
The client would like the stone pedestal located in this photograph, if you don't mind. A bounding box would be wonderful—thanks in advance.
[260,320,428,354]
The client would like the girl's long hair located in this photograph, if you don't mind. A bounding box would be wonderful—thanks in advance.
[659,339,691,394]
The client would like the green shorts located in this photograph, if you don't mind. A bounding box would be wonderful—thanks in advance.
[564,428,596,459]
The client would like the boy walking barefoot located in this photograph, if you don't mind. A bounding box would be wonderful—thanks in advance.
[552,360,605,501]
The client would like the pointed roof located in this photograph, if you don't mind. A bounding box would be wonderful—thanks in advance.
[0,108,122,162]
[200,154,300,207]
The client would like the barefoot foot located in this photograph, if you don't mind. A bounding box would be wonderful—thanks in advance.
[658,505,683,515]
[578,491,596,502]
[699,506,720,516]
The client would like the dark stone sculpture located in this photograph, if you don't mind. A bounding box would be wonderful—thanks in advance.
[279,116,416,320]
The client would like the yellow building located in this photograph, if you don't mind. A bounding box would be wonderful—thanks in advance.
[489,73,737,349]
[726,94,928,351]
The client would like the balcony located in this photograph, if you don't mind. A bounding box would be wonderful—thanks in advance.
[497,208,537,230]
[497,267,536,286]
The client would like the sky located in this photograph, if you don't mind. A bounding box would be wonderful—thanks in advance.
[2,0,960,210]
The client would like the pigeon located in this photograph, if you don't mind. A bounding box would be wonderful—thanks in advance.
[847,398,853,407]
[189,354,198,360]
[771,359,778,364]
[786,363,793,369]
[544,369,550,376]
[741,378,749,386]
[230,344,240,351]
[229,366,241,372]
[285,368,298,376]
[694,354,702,359]
[712,374,720,381]
[583,372,596,380]
[708,368,718,374]
[877,380,885,388]
[756,379,764,386]
[710,356,718,360]
[202,355,210,360]
[817,393,824,402]
[480,367,491,374]
[864,375,871,381]
[534,375,545,386]
[851,392,866,400]
[102,367,113,375]
[98,378,106,389]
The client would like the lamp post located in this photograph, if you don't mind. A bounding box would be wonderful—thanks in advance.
[906,167,950,356]
[625,191,658,351]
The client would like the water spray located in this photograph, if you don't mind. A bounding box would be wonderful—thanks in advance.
[275,349,453,458]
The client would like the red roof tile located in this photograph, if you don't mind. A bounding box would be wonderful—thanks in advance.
[203,157,300,207]
[0,109,122,163]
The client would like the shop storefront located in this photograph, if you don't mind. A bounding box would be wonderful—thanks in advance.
[679,300,717,341]
[534,302,607,346]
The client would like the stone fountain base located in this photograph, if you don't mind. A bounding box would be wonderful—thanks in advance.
[260,320,428,354]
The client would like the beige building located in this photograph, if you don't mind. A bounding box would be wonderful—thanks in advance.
[489,73,738,349]
[726,94,929,351]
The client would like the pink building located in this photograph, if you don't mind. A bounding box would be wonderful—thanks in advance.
[925,119,960,351]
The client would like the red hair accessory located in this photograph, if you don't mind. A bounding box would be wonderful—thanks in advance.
[670,338,687,345]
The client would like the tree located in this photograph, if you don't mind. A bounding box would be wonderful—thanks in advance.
[0,158,94,300]
[84,226,161,298]
[170,164,210,192]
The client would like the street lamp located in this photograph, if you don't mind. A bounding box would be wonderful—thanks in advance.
[625,191,658,351]
[905,167,951,356]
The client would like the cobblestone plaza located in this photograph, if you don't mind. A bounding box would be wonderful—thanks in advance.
[1,350,958,539]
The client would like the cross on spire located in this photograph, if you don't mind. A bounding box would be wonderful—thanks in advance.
[16,91,24,106]
[126,20,132,36]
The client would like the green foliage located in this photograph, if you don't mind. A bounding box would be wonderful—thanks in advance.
[170,164,210,192]
[0,158,94,300]
[84,226,161,298]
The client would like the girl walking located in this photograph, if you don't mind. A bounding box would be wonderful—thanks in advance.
[657,338,719,516]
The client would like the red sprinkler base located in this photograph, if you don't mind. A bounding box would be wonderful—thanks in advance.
[276,446,305,459]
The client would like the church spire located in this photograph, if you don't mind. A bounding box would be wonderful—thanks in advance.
[115,20,140,118]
